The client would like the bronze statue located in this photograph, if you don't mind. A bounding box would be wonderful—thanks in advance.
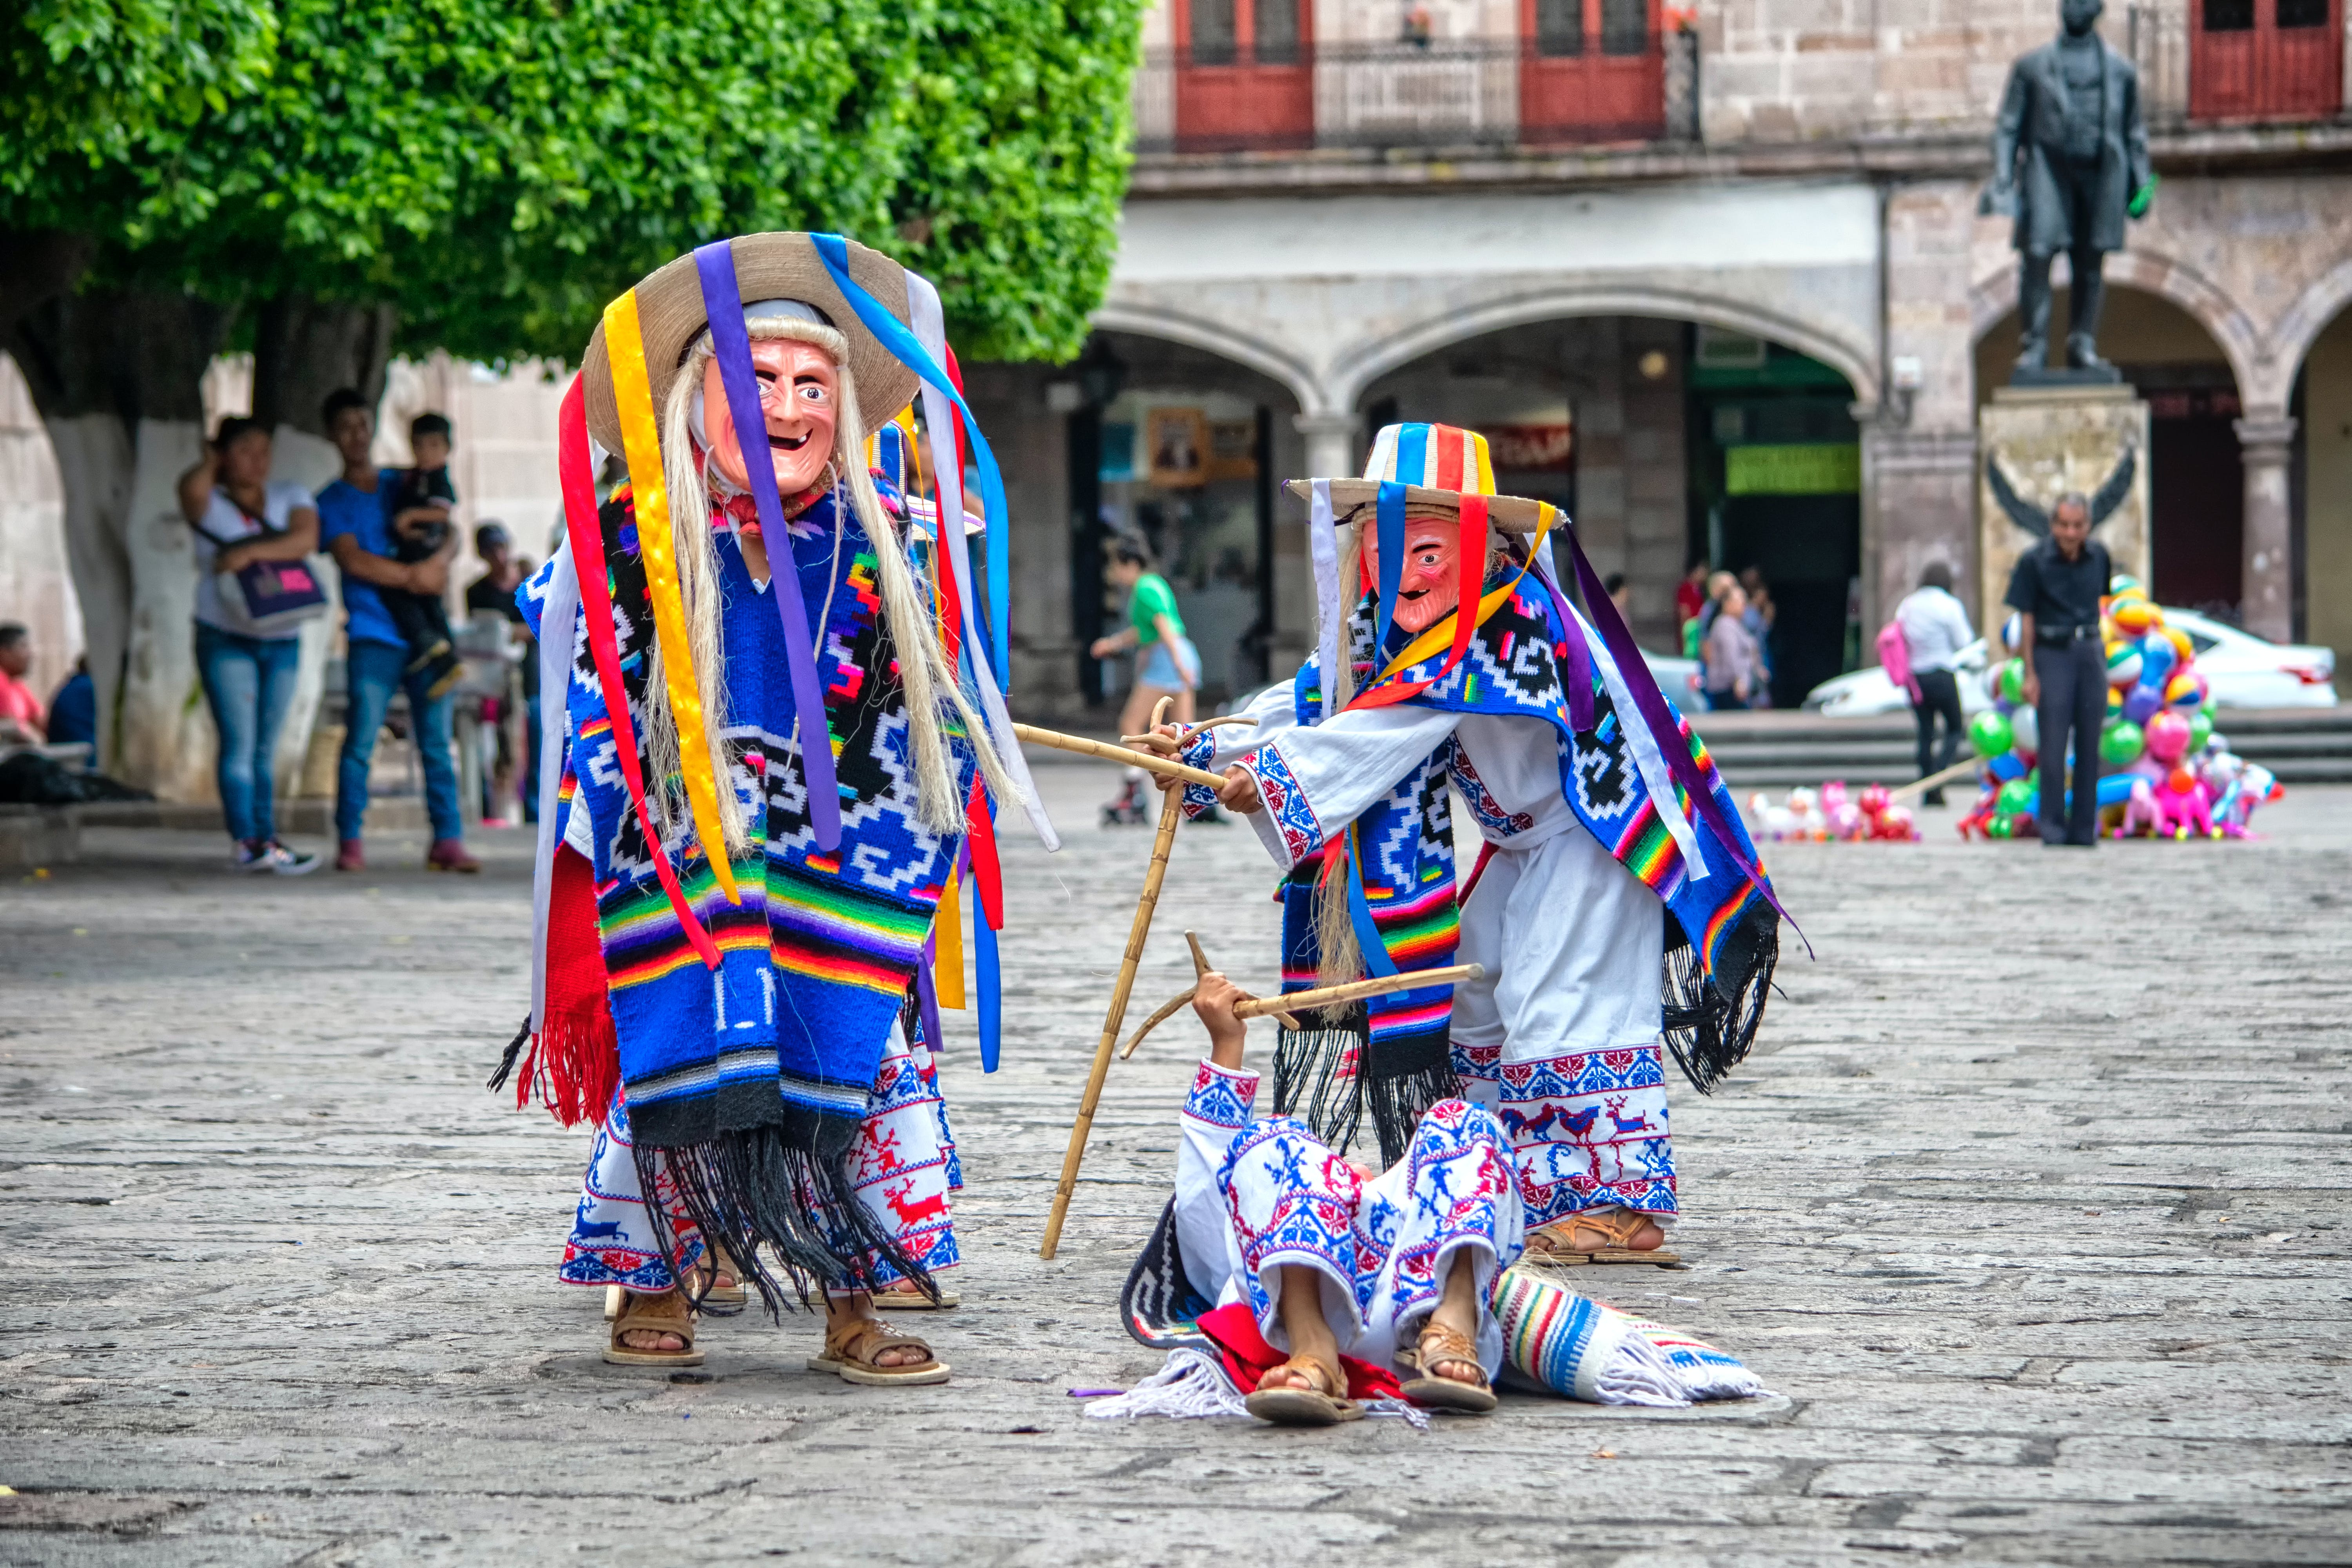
[1985,0,2156,378]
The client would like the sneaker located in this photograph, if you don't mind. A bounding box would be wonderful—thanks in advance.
[335,838,365,873]
[232,839,274,873]
[236,839,320,875]
[425,838,481,873]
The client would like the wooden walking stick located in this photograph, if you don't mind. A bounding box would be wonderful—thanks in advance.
[1120,930,1300,1059]
[1886,757,1981,804]
[1120,963,1487,1058]
[1010,722,1228,789]
[1039,699,1185,1259]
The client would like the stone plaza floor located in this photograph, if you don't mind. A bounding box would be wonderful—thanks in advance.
[2,766,2348,1566]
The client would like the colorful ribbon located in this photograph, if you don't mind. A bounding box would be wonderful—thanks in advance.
[556,375,720,967]
[692,240,842,854]
[600,289,740,906]
[811,233,1011,689]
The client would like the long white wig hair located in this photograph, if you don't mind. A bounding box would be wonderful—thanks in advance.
[633,314,1016,855]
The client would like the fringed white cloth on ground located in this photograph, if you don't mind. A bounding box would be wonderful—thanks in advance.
[1624,1316,1772,1402]
[1489,1262,1768,1406]
[1080,1350,1430,1430]
[1081,1350,1249,1421]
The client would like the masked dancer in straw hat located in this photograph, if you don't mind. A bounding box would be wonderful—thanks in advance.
[1122,424,1785,1412]
[495,231,1051,1378]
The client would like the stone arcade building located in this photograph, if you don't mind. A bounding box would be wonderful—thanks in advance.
[973,0,2352,720]
[7,0,2350,781]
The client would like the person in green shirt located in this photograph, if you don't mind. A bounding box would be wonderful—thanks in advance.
[1089,541,1200,822]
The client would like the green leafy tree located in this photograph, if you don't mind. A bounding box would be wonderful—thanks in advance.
[2,0,1141,782]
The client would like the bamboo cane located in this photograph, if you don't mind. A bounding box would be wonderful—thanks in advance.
[1121,715,1260,747]
[1232,964,1483,1019]
[1120,963,1485,1060]
[1039,702,1185,1260]
[1011,722,1227,788]
[1885,757,1981,804]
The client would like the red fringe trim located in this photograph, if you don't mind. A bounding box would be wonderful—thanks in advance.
[514,1008,621,1128]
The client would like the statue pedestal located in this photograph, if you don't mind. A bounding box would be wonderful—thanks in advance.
[1976,382,2152,638]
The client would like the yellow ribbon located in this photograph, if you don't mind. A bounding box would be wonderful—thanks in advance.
[603,289,739,906]
[933,866,967,1009]
[1369,503,1558,687]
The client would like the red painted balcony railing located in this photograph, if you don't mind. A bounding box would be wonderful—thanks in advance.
[1132,29,1700,155]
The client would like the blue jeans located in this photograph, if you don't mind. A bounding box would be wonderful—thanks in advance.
[195,623,302,845]
[338,638,462,842]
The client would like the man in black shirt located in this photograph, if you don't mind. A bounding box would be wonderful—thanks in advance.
[2005,493,2113,846]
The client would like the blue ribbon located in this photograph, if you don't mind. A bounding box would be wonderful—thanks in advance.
[693,240,842,852]
[810,234,1011,690]
[1342,830,1400,979]
[1374,480,1407,639]
[976,906,1003,1072]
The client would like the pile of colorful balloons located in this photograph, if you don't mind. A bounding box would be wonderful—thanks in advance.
[1958,579,2281,840]
[1749,780,1919,842]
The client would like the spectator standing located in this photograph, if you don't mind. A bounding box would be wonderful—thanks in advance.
[1088,540,1200,822]
[47,656,96,752]
[1737,566,1777,707]
[1895,563,1976,804]
[381,414,464,698]
[2006,493,2112,848]
[175,418,322,874]
[1703,582,1764,710]
[313,388,475,874]
[464,521,535,826]
[0,624,43,744]
[1675,559,1710,633]
[1603,571,1633,624]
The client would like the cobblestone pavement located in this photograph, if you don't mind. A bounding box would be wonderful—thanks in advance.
[2,766,2348,1568]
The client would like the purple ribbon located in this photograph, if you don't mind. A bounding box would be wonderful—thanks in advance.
[1559,522,1798,938]
[693,240,841,852]
[914,933,945,1059]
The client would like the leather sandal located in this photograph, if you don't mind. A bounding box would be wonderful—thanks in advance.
[604,1289,703,1368]
[1525,1207,1681,1266]
[683,1246,748,1317]
[1243,1353,1364,1427]
[871,1278,960,1310]
[807,1318,951,1386]
[1400,1322,1498,1414]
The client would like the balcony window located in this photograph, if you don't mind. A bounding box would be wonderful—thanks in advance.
[2191,0,2342,120]
[1170,0,1315,151]
[1520,0,1667,141]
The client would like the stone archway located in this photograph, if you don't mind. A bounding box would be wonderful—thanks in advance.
[1967,249,2266,407]
[1332,283,1882,416]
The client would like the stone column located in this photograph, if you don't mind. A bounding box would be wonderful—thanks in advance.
[1862,427,1978,628]
[1294,412,1361,488]
[2236,411,2297,642]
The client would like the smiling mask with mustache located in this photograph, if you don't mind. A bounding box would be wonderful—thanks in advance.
[1362,513,1469,634]
[701,338,838,495]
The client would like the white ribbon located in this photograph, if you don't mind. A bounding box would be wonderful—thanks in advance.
[1308,478,1341,719]
[903,271,1060,851]
[529,539,581,1033]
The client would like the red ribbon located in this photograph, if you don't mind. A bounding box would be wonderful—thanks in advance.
[557,376,720,969]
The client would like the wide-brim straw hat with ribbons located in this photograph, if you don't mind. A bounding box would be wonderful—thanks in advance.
[1284,421,1553,532]
[579,231,921,454]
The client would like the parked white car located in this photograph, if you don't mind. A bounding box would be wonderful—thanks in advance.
[1642,648,1704,702]
[1804,607,2338,715]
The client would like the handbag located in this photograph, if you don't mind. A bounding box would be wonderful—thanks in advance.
[196,492,330,638]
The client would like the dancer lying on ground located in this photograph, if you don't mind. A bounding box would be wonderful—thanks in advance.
[1177,969,1523,1425]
